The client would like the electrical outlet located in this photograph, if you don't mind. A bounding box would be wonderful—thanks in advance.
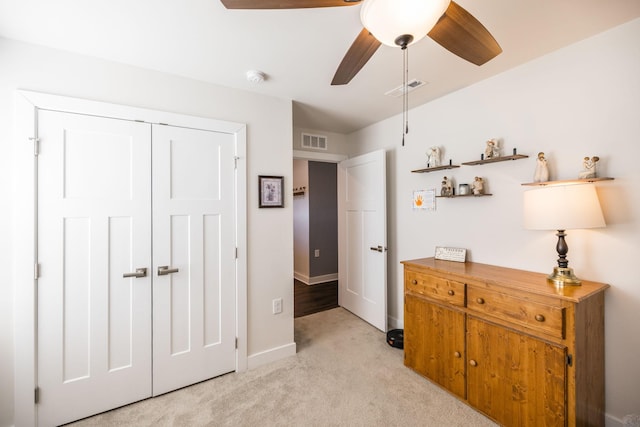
[272,298,283,314]
[314,249,320,257]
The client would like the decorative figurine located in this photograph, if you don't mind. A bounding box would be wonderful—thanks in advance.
[533,152,550,182]
[471,176,484,195]
[578,156,600,179]
[426,146,441,167]
[441,176,453,197]
[484,138,500,159]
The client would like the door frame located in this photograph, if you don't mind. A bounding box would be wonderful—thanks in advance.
[292,150,347,287]
[13,90,248,426]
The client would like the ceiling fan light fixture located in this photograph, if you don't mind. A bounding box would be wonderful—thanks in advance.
[360,0,450,47]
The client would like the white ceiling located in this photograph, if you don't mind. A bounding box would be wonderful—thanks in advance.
[1,0,639,134]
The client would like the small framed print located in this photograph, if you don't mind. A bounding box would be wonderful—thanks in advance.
[259,175,284,208]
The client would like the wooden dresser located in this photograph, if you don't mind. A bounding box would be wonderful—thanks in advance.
[401,258,609,427]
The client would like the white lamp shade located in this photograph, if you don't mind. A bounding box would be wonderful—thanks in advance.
[523,184,605,230]
[360,0,450,47]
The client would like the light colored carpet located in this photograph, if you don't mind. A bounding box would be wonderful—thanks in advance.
[70,307,497,426]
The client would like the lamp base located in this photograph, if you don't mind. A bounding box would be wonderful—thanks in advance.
[547,267,582,287]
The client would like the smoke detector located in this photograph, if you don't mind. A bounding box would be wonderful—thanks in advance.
[246,70,266,83]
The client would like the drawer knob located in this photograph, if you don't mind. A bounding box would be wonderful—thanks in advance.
[469,359,478,367]
[411,279,417,285]
[535,314,546,322]
[476,297,485,304]
[454,351,461,358]
[448,290,455,296]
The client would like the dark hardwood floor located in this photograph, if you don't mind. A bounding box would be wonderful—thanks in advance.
[294,279,338,318]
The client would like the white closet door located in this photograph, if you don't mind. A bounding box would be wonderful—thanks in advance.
[151,124,237,395]
[37,111,152,426]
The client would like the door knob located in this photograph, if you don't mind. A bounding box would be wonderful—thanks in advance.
[158,266,179,276]
[123,268,147,278]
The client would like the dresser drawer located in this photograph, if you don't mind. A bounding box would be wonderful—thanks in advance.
[467,286,565,339]
[405,270,466,307]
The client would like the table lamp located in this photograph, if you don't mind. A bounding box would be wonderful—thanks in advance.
[523,184,605,286]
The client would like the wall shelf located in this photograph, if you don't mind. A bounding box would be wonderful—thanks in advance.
[412,164,460,173]
[521,177,614,186]
[462,154,529,166]
[436,193,492,198]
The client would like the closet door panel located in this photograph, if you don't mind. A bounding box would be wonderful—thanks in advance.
[37,111,152,426]
[152,124,237,395]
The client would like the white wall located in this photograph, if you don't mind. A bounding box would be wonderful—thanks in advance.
[0,38,295,427]
[347,18,640,424]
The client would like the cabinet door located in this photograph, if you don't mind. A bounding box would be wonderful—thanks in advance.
[404,294,466,398]
[467,316,567,426]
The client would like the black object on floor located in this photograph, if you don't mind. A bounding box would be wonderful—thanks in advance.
[386,329,404,349]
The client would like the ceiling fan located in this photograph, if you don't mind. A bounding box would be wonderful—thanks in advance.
[219,0,502,85]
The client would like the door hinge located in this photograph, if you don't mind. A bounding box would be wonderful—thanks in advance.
[235,247,238,259]
[29,137,40,156]
[566,354,573,367]
[235,337,238,349]
[234,156,239,169]
[34,263,40,280]
[34,387,40,404]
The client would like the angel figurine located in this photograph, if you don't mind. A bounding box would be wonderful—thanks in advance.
[533,152,549,182]
[426,146,441,167]
[484,139,500,159]
[471,176,484,195]
[578,156,600,179]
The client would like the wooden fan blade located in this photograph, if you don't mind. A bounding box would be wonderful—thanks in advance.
[220,0,360,9]
[428,1,502,66]
[332,28,381,85]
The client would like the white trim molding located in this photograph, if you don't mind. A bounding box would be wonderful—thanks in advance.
[294,272,338,285]
[247,342,297,370]
[292,150,347,163]
[13,90,248,425]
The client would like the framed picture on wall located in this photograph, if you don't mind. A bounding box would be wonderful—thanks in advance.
[259,175,284,208]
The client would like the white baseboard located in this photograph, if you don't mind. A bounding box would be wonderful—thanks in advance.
[294,272,338,285]
[387,314,403,330]
[247,342,297,370]
[294,271,309,284]
[607,412,640,427]
[606,413,622,427]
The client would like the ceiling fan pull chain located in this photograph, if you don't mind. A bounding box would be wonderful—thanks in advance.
[394,34,412,147]
[401,44,407,146]
[404,44,409,136]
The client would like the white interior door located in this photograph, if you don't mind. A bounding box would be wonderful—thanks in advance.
[338,150,387,331]
[37,111,152,426]
[151,125,237,395]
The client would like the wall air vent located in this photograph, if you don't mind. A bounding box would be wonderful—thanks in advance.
[301,133,328,150]
[385,79,428,98]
